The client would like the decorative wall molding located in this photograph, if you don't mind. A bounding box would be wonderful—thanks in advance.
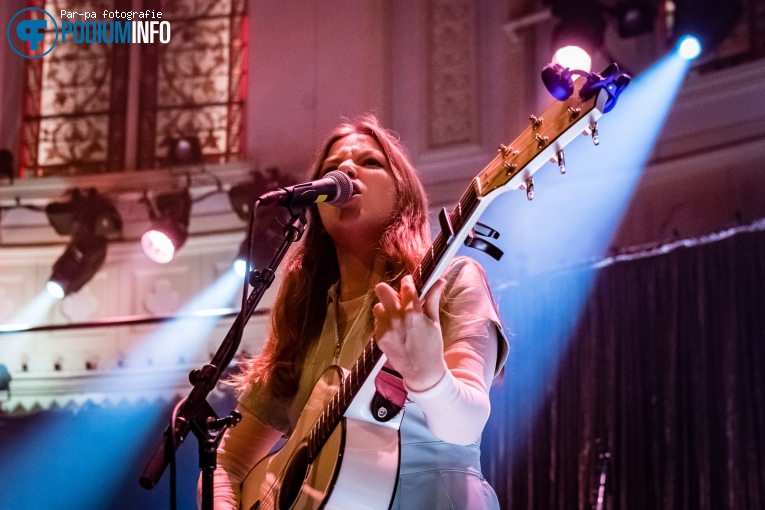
[3,364,202,414]
[0,230,273,413]
[427,0,479,148]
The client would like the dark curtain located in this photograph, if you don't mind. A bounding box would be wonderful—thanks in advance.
[483,227,765,510]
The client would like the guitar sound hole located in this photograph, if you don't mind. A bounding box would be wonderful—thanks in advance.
[279,445,310,510]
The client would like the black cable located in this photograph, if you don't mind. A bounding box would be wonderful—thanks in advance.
[198,166,224,191]
[0,197,47,213]
[191,188,225,204]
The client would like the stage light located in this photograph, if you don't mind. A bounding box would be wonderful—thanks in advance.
[232,228,287,278]
[167,136,203,165]
[678,35,702,60]
[47,234,108,299]
[549,0,605,72]
[552,45,592,74]
[229,181,263,221]
[46,281,65,300]
[228,168,288,220]
[613,1,657,38]
[671,0,743,58]
[44,189,121,299]
[229,168,294,275]
[142,190,191,264]
[46,188,122,237]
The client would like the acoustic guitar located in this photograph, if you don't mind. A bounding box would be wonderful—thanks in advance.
[240,65,630,510]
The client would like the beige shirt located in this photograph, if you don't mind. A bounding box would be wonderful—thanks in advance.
[239,255,508,437]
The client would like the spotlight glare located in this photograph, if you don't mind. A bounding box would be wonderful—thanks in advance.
[233,258,247,278]
[46,281,65,300]
[678,35,702,60]
[193,307,234,317]
[0,323,31,332]
[552,45,592,73]
[141,229,176,264]
[233,238,252,278]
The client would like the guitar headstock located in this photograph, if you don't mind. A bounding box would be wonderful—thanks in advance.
[475,77,610,200]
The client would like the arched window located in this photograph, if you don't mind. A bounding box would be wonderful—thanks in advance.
[20,0,246,177]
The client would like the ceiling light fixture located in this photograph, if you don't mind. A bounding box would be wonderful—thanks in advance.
[141,190,192,264]
[45,189,121,299]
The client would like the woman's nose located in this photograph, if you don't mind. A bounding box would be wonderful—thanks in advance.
[338,161,358,179]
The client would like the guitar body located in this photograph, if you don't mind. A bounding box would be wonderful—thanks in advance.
[240,366,401,510]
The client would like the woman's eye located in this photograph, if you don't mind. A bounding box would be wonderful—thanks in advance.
[363,158,384,167]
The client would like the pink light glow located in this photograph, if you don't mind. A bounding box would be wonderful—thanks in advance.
[141,230,176,263]
[552,45,592,73]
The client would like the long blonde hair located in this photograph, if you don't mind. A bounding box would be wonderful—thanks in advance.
[233,115,431,399]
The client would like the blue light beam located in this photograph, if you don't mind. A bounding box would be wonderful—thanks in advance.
[0,291,58,372]
[119,267,243,385]
[0,270,245,509]
[474,51,692,463]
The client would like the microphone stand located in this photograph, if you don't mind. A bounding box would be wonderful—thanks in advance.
[139,204,309,510]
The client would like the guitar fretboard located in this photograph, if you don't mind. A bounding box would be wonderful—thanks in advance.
[305,180,481,461]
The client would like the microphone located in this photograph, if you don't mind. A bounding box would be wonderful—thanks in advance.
[258,170,354,207]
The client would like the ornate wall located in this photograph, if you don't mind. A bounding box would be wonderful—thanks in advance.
[1,0,765,415]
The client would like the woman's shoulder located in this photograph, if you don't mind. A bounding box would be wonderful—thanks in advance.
[442,255,490,287]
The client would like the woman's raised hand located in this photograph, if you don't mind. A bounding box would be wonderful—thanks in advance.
[373,275,448,392]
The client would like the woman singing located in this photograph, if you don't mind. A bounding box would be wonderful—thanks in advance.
[206,115,508,509]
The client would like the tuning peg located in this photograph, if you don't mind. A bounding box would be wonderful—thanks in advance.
[590,122,599,146]
[529,115,543,130]
[503,161,517,175]
[473,221,500,239]
[499,144,519,159]
[464,229,504,261]
[525,176,534,200]
[556,149,566,174]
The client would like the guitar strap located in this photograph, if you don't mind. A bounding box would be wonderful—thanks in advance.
[372,361,407,422]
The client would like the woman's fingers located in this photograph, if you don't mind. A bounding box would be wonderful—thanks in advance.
[372,302,390,328]
[376,275,441,319]
[399,275,421,312]
[422,278,446,322]
[374,282,400,312]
